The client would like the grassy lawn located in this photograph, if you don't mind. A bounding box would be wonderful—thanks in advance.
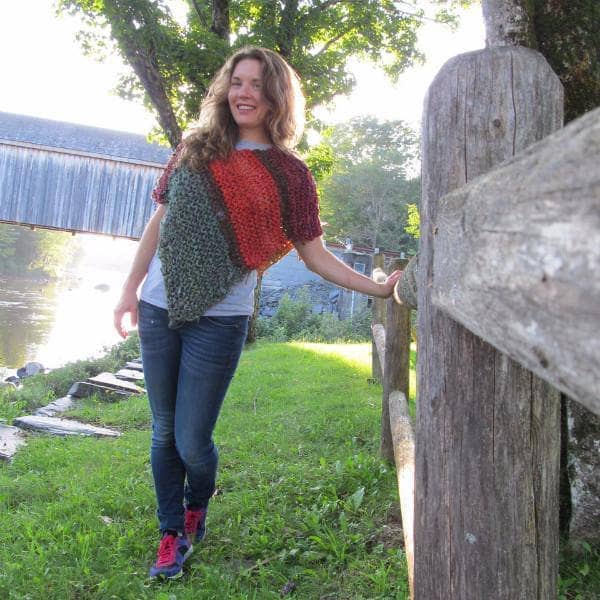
[0,342,409,600]
[1,339,597,599]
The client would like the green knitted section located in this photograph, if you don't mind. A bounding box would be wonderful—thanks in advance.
[158,166,246,327]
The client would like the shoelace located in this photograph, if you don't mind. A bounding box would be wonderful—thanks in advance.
[184,509,205,535]
[155,534,178,566]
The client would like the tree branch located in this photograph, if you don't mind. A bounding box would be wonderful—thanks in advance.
[211,0,230,41]
[190,0,210,29]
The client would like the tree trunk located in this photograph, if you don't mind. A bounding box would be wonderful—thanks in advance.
[415,46,562,599]
[118,39,182,148]
[211,0,230,41]
[482,0,537,48]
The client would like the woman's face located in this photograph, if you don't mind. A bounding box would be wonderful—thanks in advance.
[228,58,271,144]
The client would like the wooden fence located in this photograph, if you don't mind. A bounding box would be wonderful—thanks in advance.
[371,44,599,600]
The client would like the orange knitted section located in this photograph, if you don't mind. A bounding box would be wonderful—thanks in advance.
[209,150,293,271]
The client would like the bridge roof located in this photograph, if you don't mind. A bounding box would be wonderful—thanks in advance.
[0,111,171,165]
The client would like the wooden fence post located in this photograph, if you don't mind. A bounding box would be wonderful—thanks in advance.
[381,257,410,463]
[416,46,562,599]
[371,252,386,383]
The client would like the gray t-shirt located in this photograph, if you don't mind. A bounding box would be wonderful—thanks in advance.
[140,140,271,316]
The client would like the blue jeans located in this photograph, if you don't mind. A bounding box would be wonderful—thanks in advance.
[138,300,249,532]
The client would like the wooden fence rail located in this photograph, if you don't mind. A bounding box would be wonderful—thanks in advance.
[432,105,600,415]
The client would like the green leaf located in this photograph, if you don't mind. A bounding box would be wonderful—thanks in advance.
[349,486,365,510]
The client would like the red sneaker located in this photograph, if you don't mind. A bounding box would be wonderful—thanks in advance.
[184,507,207,544]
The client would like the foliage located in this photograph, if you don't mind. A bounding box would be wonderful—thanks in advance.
[0,341,411,599]
[0,224,78,277]
[54,0,459,146]
[405,203,420,240]
[256,288,372,343]
[317,116,420,253]
[0,333,141,423]
[558,539,600,600]
[533,0,600,123]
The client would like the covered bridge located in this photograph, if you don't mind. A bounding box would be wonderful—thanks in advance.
[0,111,170,239]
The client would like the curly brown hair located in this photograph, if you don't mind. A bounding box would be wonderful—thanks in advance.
[180,47,305,170]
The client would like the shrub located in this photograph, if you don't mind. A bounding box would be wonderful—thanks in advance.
[257,289,372,343]
[0,333,141,420]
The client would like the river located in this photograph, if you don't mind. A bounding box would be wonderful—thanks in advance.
[0,234,138,377]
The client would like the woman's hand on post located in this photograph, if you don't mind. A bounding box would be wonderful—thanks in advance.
[114,288,139,339]
[378,270,403,298]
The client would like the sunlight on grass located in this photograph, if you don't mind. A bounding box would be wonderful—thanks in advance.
[292,341,372,370]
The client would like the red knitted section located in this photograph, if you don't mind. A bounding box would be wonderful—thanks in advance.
[209,151,292,271]
[261,150,322,242]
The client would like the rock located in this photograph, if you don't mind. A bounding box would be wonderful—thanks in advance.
[16,362,44,379]
[94,283,110,292]
[87,372,143,394]
[125,361,144,372]
[35,396,78,417]
[13,415,120,438]
[0,424,26,460]
[115,368,145,384]
[4,375,21,386]
[568,400,600,544]
[68,381,132,402]
[0,381,17,390]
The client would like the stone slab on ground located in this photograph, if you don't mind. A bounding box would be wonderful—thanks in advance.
[35,396,79,417]
[88,372,143,394]
[14,415,120,438]
[115,368,145,384]
[68,381,132,402]
[0,424,26,460]
[125,360,143,372]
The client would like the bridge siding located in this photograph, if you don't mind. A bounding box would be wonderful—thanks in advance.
[0,143,160,239]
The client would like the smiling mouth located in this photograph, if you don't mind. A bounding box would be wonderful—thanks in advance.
[237,104,256,111]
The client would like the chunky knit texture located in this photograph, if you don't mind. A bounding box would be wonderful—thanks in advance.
[152,146,322,326]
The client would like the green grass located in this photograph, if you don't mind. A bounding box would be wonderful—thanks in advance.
[0,342,409,599]
[1,340,597,599]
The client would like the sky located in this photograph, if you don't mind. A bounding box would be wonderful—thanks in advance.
[0,1,485,136]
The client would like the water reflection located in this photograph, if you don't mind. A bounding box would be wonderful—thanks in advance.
[0,234,137,372]
[0,278,58,368]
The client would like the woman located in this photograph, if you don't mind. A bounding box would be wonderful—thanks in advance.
[113,46,401,580]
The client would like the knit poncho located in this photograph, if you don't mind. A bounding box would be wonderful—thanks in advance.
[152,146,323,326]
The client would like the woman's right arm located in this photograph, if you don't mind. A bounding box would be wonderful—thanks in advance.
[113,204,166,338]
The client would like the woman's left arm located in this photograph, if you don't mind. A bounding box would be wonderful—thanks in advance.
[294,237,402,299]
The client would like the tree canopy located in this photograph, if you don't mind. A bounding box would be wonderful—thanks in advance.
[55,0,456,147]
[316,116,420,254]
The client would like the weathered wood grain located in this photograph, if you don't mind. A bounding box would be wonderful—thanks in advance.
[393,254,418,309]
[389,390,415,599]
[381,258,410,463]
[433,106,600,415]
[416,46,562,599]
[371,253,387,383]
[0,142,161,239]
[371,324,386,376]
